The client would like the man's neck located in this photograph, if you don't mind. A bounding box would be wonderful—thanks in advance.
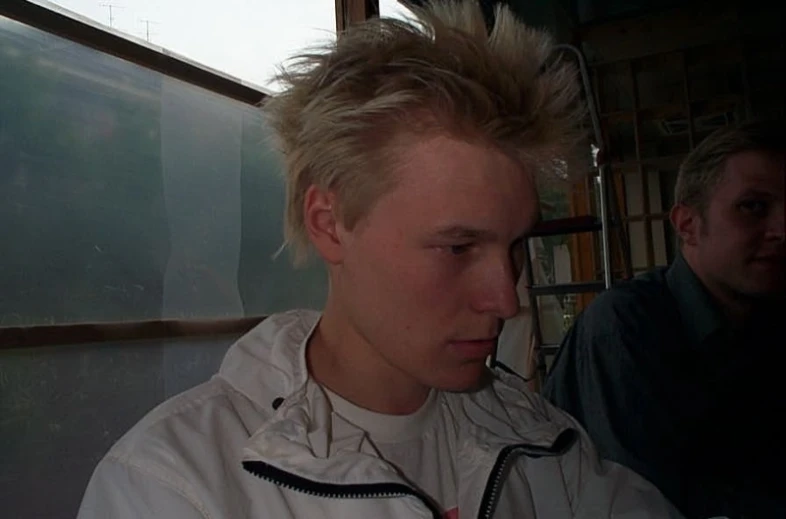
[681,251,754,326]
[710,289,754,327]
[307,301,431,415]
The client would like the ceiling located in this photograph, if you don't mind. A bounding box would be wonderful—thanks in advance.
[403,0,693,27]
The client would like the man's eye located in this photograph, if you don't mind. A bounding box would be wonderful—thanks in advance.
[739,200,767,215]
[448,244,472,255]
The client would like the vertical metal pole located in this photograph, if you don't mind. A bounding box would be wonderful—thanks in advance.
[596,163,613,289]
[554,44,614,289]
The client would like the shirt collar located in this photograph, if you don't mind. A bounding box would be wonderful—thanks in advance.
[665,253,725,346]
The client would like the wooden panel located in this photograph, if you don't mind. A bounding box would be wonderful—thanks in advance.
[611,168,633,279]
[568,178,598,312]
[0,317,266,350]
[628,61,656,269]
[336,0,380,32]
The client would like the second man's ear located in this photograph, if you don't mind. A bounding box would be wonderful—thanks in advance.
[303,185,345,265]
[669,203,700,247]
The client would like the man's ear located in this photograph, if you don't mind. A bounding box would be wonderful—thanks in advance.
[670,203,700,247]
[304,185,344,265]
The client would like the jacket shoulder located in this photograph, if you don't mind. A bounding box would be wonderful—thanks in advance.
[106,376,267,474]
[80,378,276,518]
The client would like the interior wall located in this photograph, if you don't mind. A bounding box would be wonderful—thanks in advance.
[1,336,238,519]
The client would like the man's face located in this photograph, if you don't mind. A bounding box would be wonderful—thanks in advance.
[691,150,785,300]
[331,134,539,393]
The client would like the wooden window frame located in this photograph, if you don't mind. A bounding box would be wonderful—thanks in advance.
[336,0,379,32]
[0,1,269,105]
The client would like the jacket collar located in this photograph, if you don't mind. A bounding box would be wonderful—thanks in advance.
[219,310,572,487]
[219,310,405,485]
[218,309,319,411]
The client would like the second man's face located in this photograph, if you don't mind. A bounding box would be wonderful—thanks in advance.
[695,150,785,300]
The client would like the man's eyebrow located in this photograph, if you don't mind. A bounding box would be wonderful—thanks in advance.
[429,225,497,240]
[428,224,534,243]
[737,188,779,199]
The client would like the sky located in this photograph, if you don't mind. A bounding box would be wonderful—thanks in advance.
[33,0,413,92]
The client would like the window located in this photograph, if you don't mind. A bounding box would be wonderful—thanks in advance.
[379,0,415,20]
[0,15,328,327]
[31,0,336,92]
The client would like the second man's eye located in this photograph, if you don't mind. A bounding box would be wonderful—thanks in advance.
[738,200,767,216]
[449,244,472,255]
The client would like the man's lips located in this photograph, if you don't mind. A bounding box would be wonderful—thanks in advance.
[751,255,785,267]
[448,339,497,358]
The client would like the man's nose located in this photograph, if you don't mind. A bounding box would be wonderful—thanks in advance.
[766,205,784,242]
[472,259,520,319]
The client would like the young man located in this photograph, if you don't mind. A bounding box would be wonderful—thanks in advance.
[544,119,785,518]
[77,2,681,517]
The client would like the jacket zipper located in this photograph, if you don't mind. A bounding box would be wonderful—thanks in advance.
[243,460,442,519]
[477,444,519,519]
[477,429,579,519]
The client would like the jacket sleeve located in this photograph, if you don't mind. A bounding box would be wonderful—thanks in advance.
[544,402,685,519]
[77,456,209,519]
[540,293,692,512]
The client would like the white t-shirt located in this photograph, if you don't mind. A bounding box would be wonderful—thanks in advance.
[322,385,459,518]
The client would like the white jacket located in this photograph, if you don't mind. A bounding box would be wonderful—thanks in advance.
[77,310,682,518]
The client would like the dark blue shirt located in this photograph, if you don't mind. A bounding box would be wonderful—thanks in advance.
[542,254,785,518]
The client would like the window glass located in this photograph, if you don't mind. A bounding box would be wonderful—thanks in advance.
[30,0,336,92]
[0,16,327,326]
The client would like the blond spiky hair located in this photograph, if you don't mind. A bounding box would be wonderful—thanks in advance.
[265,0,587,265]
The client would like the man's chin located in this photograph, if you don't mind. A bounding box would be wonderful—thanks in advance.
[749,286,786,300]
[740,274,785,299]
[437,366,494,394]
